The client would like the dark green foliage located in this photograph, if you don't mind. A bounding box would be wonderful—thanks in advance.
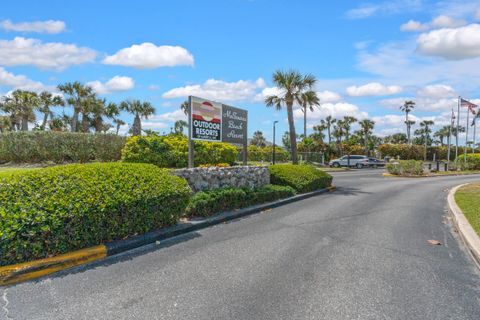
[386,160,424,176]
[121,134,238,168]
[185,185,296,217]
[0,131,125,164]
[268,164,333,193]
[0,163,191,265]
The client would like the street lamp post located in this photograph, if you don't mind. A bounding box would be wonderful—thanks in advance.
[273,121,279,164]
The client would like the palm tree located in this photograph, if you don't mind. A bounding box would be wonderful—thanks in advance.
[250,130,267,147]
[37,91,64,130]
[433,126,450,146]
[320,115,336,144]
[58,82,93,132]
[359,119,375,154]
[420,120,434,160]
[342,116,357,141]
[2,90,39,131]
[311,124,326,142]
[300,90,320,138]
[174,120,188,135]
[400,100,415,144]
[265,70,316,164]
[333,120,345,155]
[113,119,126,135]
[180,100,189,115]
[120,99,155,136]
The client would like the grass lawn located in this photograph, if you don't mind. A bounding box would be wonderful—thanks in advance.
[434,170,480,176]
[455,183,480,237]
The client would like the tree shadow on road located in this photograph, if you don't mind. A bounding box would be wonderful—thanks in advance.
[333,186,372,196]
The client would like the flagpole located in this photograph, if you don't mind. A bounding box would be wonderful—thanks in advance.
[473,118,476,154]
[447,107,453,169]
[455,96,460,161]
[465,104,470,161]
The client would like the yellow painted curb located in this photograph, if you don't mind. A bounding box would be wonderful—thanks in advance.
[0,245,107,286]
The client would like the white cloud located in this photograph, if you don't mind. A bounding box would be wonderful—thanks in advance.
[0,37,96,70]
[0,19,66,34]
[87,76,134,94]
[148,85,160,91]
[401,15,466,32]
[317,90,342,103]
[416,84,455,98]
[380,96,457,111]
[346,0,423,19]
[417,24,480,60]
[163,78,266,101]
[103,42,194,69]
[0,67,50,92]
[141,110,187,132]
[293,102,368,122]
[347,82,402,97]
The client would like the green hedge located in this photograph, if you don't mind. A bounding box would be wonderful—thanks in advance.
[0,163,191,266]
[0,131,125,164]
[247,145,289,162]
[455,153,480,170]
[185,185,296,217]
[386,160,424,176]
[122,134,238,168]
[269,164,333,193]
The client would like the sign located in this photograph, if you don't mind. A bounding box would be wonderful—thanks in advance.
[221,104,248,145]
[190,96,222,141]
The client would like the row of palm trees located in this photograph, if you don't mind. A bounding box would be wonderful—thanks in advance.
[0,82,155,135]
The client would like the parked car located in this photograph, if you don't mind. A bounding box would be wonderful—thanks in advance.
[329,155,370,168]
[368,158,386,168]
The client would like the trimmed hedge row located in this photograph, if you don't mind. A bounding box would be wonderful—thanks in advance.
[185,185,296,217]
[122,134,238,168]
[455,153,480,170]
[0,163,191,266]
[247,145,289,162]
[0,131,125,164]
[386,160,424,176]
[269,164,333,193]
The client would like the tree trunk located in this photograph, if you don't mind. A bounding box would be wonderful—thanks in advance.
[71,109,79,132]
[328,126,331,144]
[303,104,307,138]
[116,123,120,135]
[81,112,89,133]
[286,103,298,164]
[21,116,29,131]
[132,114,142,136]
[41,112,49,130]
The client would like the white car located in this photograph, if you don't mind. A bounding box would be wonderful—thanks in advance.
[329,155,370,168]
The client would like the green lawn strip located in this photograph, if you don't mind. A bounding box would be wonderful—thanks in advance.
[455,183,480,237]
[433,170,480,176]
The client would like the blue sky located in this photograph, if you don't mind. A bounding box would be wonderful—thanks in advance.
[1,0,480,142]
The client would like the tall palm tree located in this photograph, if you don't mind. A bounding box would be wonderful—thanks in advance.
[37,91,64,130]
[58,81,93,132]
[120,99,155,136]
[300,90,320,138]
[359,119,375,154]
[342,116,357,141]
[333,120,345,155]
[400,100,415,144]
[320,115,336,144]
[2,90,39,131]
[113,119,126,135]
[174,120,188,135]
[433,126,450,146]
[265,70,316,164]
[180,100,189,115]
[420,120,434,160]
[250,130,267,147]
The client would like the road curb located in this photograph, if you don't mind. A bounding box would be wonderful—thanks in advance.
[447,184,480,267]
[0,186,334,286]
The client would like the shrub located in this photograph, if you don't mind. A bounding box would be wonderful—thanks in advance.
[377,144,424,160]
[0,131,125,164]
[455,153,480,170]
[122,134,238,168]
[185,184,296,217]
[0,163,191,265]
[247,145,289,162]
[269,164,333,193]
[386,160,424,176]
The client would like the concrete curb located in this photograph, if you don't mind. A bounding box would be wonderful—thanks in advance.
[383,172,480,178]
[0,186,335,286]
[447,184,480,267]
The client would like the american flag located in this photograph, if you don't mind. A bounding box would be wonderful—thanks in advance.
[461,98,478,115]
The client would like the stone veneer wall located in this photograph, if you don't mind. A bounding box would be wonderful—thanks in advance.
[173,166,270,192]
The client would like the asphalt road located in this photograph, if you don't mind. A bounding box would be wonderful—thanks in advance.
[2,170,480,320]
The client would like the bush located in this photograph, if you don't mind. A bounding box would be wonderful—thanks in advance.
[185,184,296,217]
[455,153,480,170]
[122,134,238,168]
[0,131,125,164]
[386,160,424,176]
[269,164,333,193]
[377,144,425,160]
[247,145,289,162]
[0,163,191,265]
